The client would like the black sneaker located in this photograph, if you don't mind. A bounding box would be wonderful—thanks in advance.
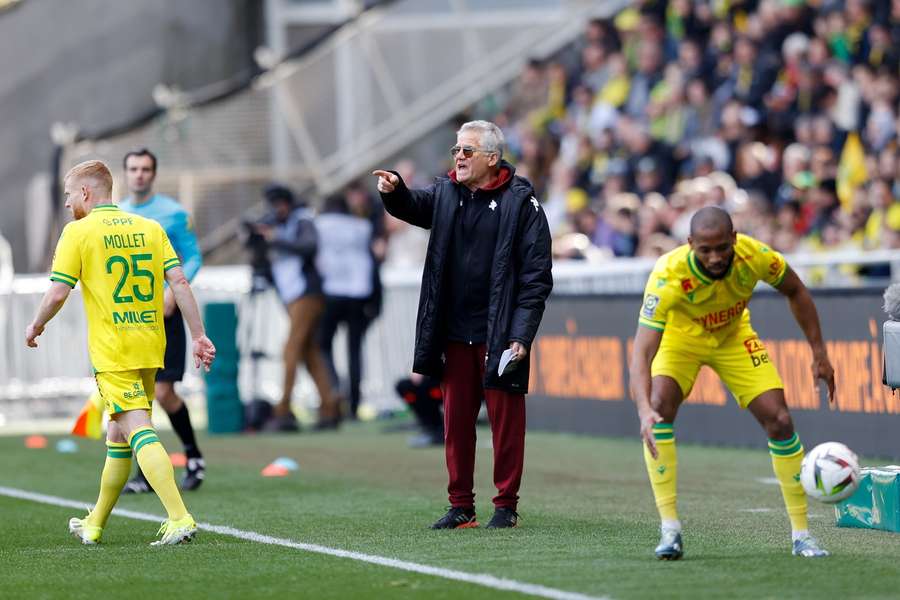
[430,507,478,529]
[264,413,301,433]
[407,431,443,448]
[181,457,206,491]
[121,471,152,495]
[485,507,518,529]
[654,528,684,560]
[312,417,341,432]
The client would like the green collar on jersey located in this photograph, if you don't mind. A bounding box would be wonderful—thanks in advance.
[687,249,734,284]
[687,250,712,285]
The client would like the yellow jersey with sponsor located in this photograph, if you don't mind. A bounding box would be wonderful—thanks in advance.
[49,204,181,372]
[637,233,787,347]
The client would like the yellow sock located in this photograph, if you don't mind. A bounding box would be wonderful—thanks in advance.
[643,423,678,522]
[769,433,808,533]
[128,427,188,521]
[86,441,132,528]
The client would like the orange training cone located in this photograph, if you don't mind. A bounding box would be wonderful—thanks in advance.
[261,463,290,477]
[25,435,48,449]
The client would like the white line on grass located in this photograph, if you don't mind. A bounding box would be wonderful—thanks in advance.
[0,486,609,600]
[755,477,780,485]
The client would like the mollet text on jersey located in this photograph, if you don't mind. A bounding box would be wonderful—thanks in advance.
[103,233,147,250]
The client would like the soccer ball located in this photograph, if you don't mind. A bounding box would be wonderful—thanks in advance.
[800,442,861,503]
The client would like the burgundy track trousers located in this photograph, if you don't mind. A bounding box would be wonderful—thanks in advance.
[441,341,526,510]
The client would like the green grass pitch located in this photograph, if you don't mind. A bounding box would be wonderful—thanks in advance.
[2,421,900,599]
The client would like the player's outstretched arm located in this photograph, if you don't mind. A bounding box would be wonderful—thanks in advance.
[775,267,835,404]
[630,325,664,458]
[25,281,72,348]
[165,266,216,371]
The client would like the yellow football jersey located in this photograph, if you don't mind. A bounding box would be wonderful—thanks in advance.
[50,204,181,372]
[638,233,787,346]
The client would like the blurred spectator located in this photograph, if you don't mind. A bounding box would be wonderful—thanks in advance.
[625,41,664,118]
[395,374,443,448]
[256,185,341,432]
[316,183,384,420]
[455,0,900,265]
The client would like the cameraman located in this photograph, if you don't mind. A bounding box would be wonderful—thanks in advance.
[249,185,341,431]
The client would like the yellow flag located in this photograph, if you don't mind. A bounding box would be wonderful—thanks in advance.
[836,131,868,209]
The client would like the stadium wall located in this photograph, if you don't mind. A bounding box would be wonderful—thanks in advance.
[526,289,900,459]
[0,0,262,271]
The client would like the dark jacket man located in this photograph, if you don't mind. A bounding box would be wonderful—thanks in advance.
[379,162,552,393]
[373,120,552,530]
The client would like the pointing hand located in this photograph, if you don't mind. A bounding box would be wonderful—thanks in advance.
[372,170,399,194]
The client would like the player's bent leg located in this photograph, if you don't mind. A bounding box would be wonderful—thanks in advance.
[115,410,195,544]
[85,424,132,529]
[71,423,130,545]
[747,389,828,557]
[645,375,686,560]
[645,377,683,527]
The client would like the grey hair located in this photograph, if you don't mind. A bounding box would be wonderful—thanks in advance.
[457,120,504,159]
[884,283,900,320]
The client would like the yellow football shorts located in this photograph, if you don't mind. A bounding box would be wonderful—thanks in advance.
[95,369,156,416]
[651,322,784,408]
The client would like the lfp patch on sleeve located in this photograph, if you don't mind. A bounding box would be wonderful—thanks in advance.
[642,294,660,319]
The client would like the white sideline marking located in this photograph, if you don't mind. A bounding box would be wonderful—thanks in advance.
[755,477,780,485]
[738,508,773,513]
[0,486,608,600]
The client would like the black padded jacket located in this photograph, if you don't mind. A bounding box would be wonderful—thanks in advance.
[379,161,553,393]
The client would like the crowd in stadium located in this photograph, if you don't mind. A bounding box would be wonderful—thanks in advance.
[453,0,900,262]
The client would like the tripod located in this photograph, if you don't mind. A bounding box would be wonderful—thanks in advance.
[238,273,275,428]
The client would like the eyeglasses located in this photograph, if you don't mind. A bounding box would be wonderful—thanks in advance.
[450,145,495,158]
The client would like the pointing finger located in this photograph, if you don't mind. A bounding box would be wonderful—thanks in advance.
[371,170,398,184]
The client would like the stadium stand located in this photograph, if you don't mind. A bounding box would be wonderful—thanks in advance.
[462,0,900,273]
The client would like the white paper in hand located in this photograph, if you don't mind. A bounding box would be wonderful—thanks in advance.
[498,348,518,376]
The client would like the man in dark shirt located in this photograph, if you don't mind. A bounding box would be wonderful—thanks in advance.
[373,120,552,529]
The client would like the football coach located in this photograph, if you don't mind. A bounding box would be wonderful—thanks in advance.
[372,119,552,529]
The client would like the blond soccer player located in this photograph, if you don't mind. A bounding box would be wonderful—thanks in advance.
[25,160,215,545]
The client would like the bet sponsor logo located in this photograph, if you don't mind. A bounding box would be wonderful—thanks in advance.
[744,336,770,367]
